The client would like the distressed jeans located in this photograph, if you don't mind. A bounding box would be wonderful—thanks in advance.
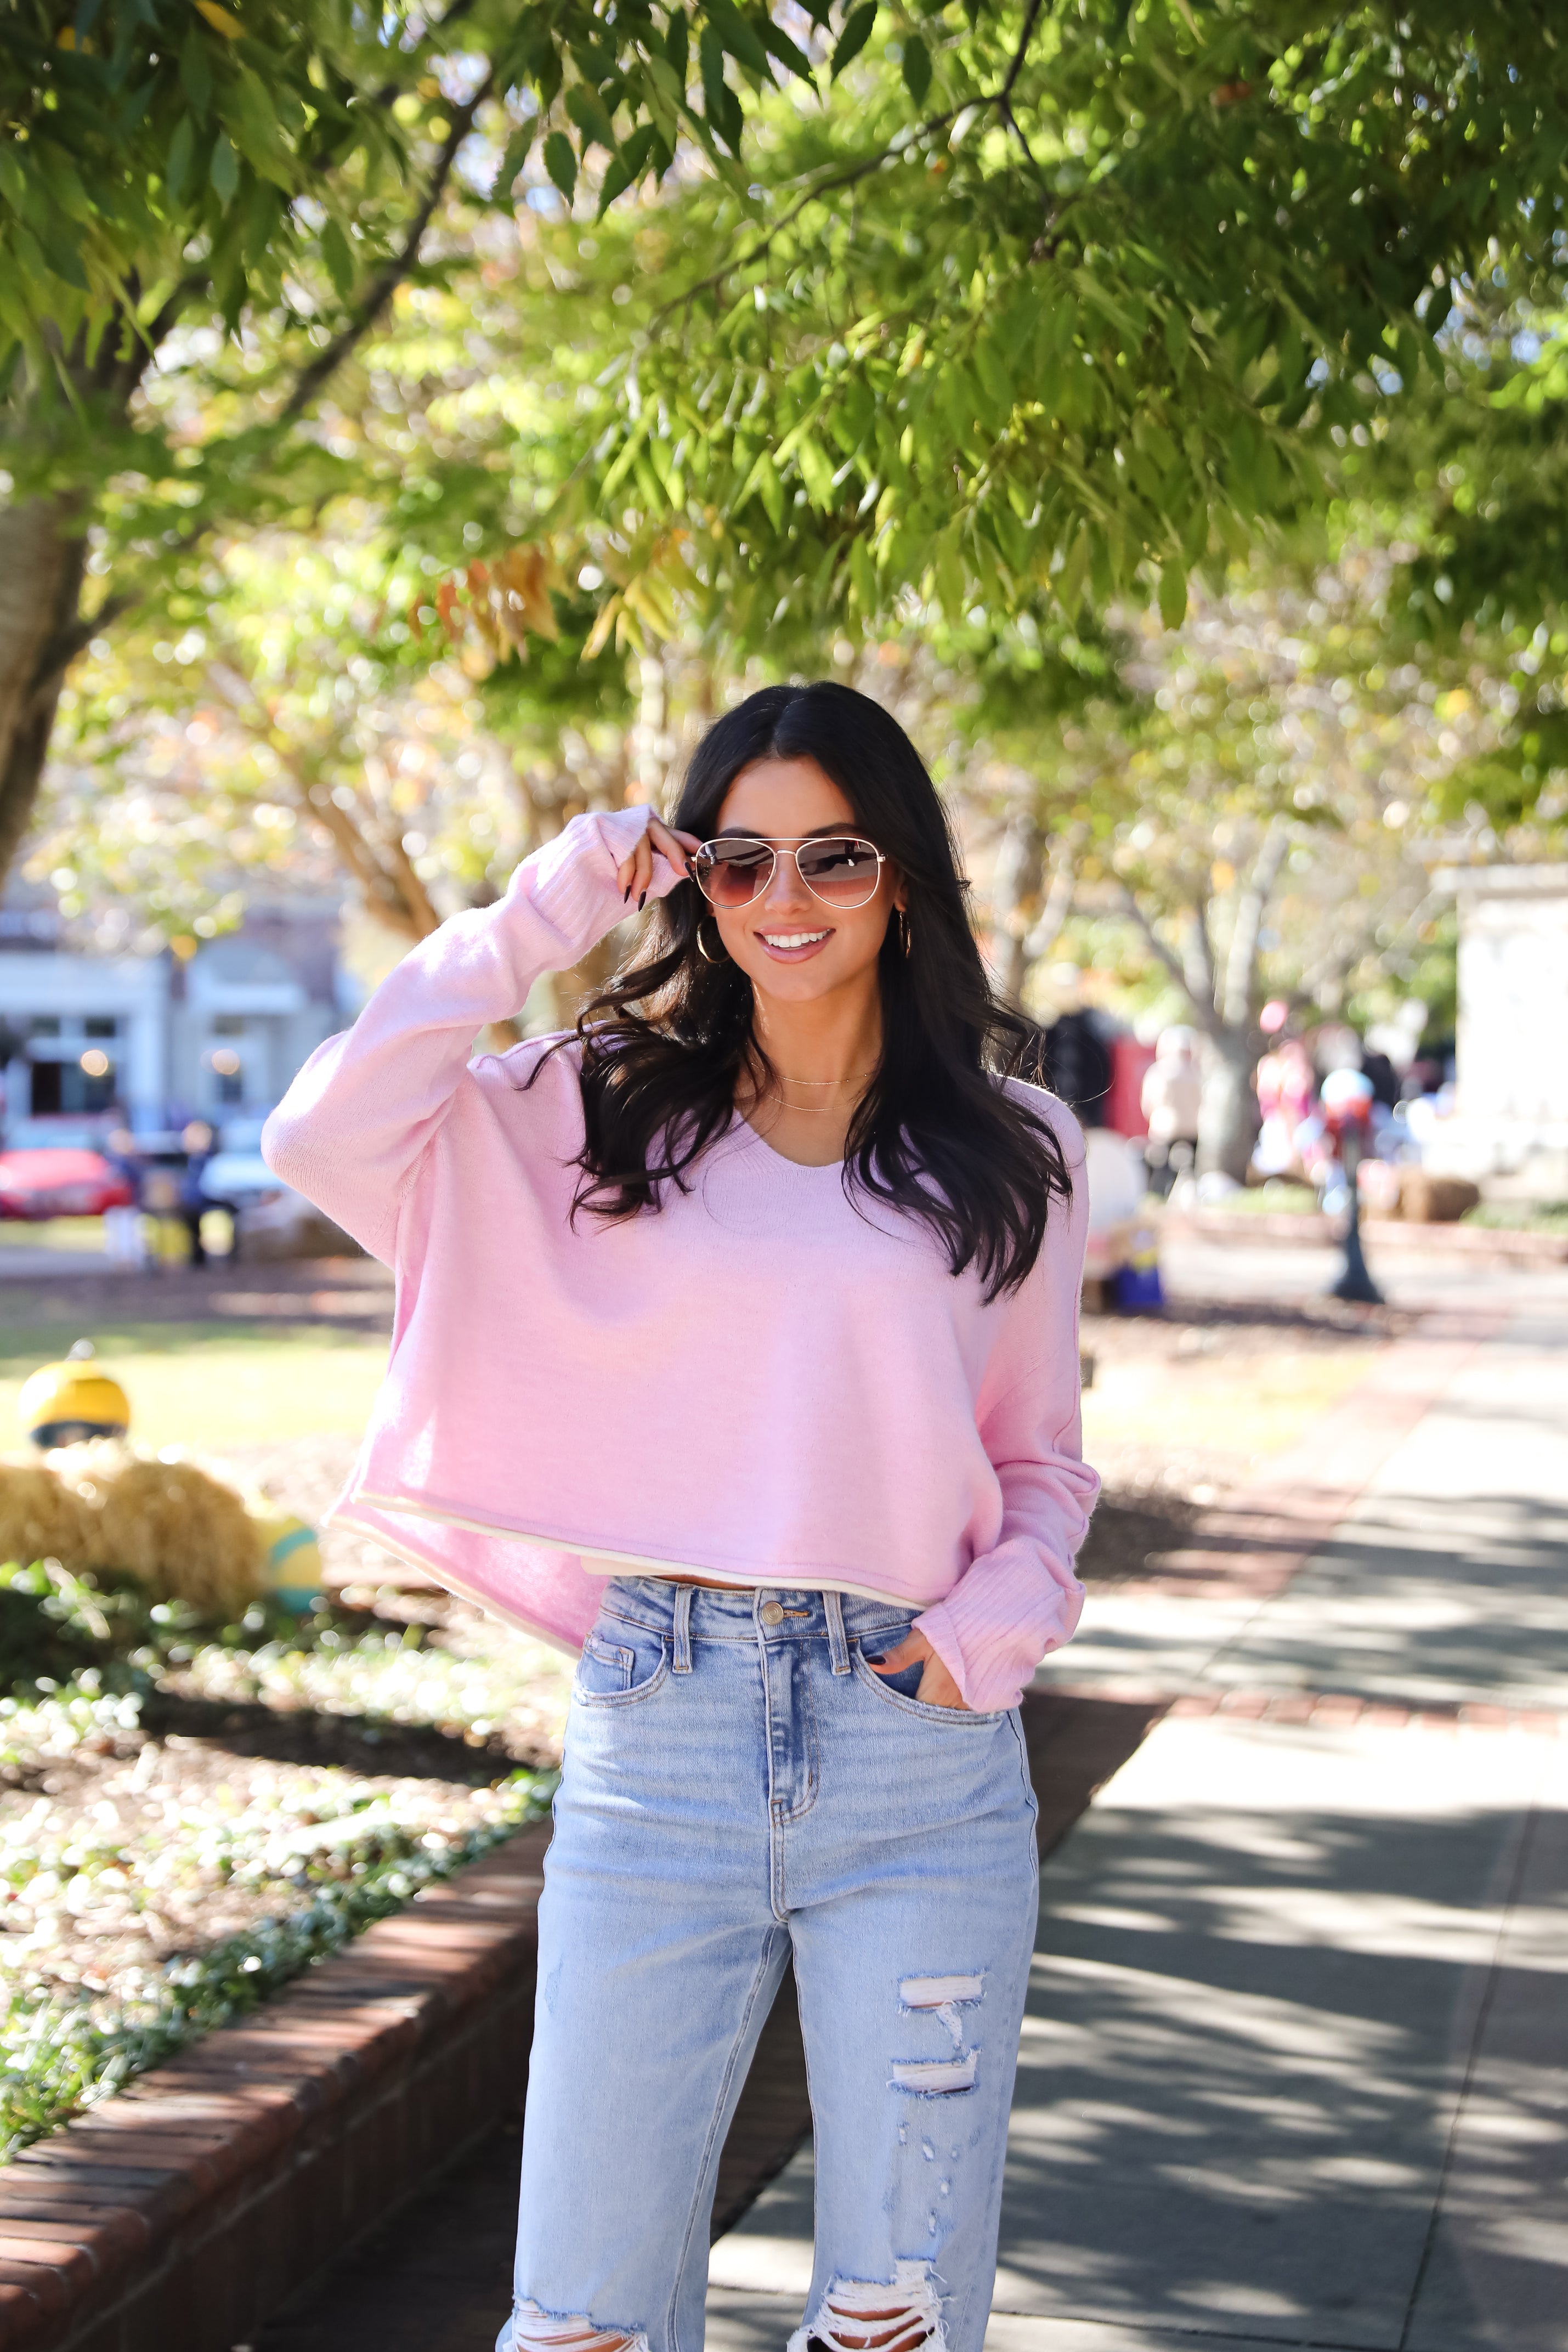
[500,1579,1040,2352]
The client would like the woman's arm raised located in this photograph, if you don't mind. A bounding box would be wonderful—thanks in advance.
[261,806,693,1262]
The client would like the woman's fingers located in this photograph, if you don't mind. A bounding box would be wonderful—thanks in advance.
[647,816,698,871]
[870,1627,971,1710]
[915,1656,970,1711]
[870,1631,926,1676]
[617,817,696,903]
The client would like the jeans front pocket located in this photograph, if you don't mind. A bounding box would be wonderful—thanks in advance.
[571,1617,670,1709]
[849,1644,1009,1727]
[864,1653,925,1701]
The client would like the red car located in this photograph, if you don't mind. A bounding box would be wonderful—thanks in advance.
[0,1148,136,1221]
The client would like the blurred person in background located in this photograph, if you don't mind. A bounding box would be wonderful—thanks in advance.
[101,1121,148,1269]
[1140,1025,1202,1196]
[1254,1037,1318,1181]
[178,1120,215,1265]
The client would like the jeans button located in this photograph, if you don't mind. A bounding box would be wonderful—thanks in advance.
[759,1601,784,1626]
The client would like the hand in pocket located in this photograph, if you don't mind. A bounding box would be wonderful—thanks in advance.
[868,1629,970,1711]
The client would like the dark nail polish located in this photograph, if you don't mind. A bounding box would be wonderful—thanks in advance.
[637,890,646,911]
[622,885,631,902]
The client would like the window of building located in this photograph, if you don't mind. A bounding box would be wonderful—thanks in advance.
[30,1059,117,1116]
[83,1016,120,1039]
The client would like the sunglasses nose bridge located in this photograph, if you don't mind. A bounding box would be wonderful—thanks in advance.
[755,847,813,912]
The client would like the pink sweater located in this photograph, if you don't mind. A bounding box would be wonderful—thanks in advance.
[261,805,1098,1711]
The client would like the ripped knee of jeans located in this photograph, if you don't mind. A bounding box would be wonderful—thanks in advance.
[789,2260,946,2352]
[508,2302,648,2352]
[891,1972,984,2096]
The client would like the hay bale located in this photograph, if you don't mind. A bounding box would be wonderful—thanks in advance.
[1398,1170,1482,1224]
[2,1446,266,1621]
[93,1455,265,1620]
[0,1464,100,1574]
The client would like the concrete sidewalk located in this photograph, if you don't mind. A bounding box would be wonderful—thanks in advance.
[709,1270,1568,2352]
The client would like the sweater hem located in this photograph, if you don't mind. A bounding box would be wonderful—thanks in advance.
[329,1507,584,1658]
[343,1486,947,1612]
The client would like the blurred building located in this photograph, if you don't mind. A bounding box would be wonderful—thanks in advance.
[1428,863,1568,1193]
[0,895,349,1144]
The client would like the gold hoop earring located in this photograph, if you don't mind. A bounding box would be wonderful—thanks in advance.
[696,918,725,964]
[899,909,912,958]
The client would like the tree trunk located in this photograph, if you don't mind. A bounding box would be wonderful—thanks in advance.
[0,497,87,888]
[989,812,1044,1008]
[1197,1025,1261,1184]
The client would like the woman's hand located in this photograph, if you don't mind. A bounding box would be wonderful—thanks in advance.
[870,1629,971,1711]
[615,815,702,909]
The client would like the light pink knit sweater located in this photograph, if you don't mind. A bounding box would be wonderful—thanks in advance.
[261,805,1098,1711]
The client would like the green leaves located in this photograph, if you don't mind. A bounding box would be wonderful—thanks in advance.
[703,0,771,80]
[1157,561,1189,631]
[565,84,618,154]
[700,22,745,149]
[543,131,579,201]
[901,35,932,103]
[833,3,878,78]
[210,133,239,206]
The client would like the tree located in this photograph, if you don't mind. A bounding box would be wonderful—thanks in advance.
[513,2,1568,668]
[1360,293,1568,851]
[31,519,734,1030]
[0,0,840,883]
[936,541,1514,1176]
[10,2,1568,900]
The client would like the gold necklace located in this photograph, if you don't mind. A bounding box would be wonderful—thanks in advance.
[774,1070,875,1087]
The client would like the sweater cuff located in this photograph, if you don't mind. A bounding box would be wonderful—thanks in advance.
[915,1564,1084,1715]
[518,805,687,958]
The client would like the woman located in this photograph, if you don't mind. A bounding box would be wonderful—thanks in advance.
[262,680,1097,2352]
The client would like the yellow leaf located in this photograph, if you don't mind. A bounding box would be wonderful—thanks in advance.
[582,595,622,661]
[56,26,76,47]
[194,0,246,38]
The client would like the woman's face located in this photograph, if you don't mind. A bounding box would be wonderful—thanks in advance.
[705,755,905,1006]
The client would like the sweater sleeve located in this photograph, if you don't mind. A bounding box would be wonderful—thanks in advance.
[261,805,684,1263]
[913,1126,1099,1714]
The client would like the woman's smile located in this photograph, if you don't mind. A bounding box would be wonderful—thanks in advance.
[755,925,833,960]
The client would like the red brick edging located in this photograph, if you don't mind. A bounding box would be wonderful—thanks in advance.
[0,1825,552,2352]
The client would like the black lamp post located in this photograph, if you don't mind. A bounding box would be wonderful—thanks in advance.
[1321,1071,1384,1307]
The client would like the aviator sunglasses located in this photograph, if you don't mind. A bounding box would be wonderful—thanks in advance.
[689,833,886,912]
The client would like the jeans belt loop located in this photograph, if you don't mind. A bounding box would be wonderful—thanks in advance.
[671,1581,694,1675]
[824,1590,851,1676]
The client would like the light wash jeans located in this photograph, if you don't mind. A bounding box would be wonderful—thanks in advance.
[500,1579,1040,2352]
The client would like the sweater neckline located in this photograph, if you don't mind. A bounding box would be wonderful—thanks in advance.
[729,1112,848,1178]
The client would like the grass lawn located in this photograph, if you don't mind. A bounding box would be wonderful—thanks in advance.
[0,1324,389,1454]
[0,1219,110,1256]
[1080,1337,1379,1490]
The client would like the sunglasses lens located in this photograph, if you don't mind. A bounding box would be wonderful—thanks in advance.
[797,838,881,906]
[695,840,773,907]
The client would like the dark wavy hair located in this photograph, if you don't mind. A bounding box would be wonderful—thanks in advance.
[537,680,1073,1301]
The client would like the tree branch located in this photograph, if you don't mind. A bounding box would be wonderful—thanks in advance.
[1001,0,1048,99]
[1220,817,1289,1029]
[654,0,1056,325]
[204,657,441,941]
[1178,896,1215,1014]
[1114,883,1222,1038]
[279,71,495,425]
[1023,820,1084,961]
